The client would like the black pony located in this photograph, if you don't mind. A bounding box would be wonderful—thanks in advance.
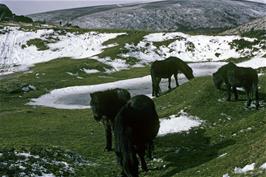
[114,95,160,177]
[213,62,259,109]
[151,57,194,97]
[90,88,131,151]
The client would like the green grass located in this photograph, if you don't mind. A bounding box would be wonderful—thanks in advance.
[153,39,176,48]
[26,38,49,51]
[98,30,149,60]
[226,56,252,63]
[0,55,265,176]
[1,24,266,176]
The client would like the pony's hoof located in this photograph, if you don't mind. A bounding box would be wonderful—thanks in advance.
[104,147,113,152]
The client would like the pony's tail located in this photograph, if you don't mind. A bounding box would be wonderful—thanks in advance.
[115,107,139,177]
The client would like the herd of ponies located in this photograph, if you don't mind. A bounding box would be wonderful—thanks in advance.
[89,56,260,177]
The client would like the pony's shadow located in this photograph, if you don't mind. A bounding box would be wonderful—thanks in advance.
[153,129,235,177]
[159,87,178,96]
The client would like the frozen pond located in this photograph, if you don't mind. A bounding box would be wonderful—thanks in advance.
[28,62,226,109]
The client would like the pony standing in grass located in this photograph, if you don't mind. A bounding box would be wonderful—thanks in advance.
[114,95,159,177]
[213,62,259,109]
[90,88,131,151]
[151,57,194,97]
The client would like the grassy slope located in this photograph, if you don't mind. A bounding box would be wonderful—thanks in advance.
[0,56,265,176]
[0,25,266,176]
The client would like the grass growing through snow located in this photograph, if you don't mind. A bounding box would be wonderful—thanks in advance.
[26,38,49,51]
[0,53,265,177]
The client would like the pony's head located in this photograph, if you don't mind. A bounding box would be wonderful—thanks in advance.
[212,72,223,89]
[180,64,194,80]
[90,93,102,121]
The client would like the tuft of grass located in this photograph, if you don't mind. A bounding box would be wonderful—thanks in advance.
[226,56,251,63]
[153,39,176,48]
[98,31,149,60]
[229,38,259,51]
[26,38,49,51]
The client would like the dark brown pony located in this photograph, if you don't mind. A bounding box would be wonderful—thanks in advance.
[114,95,160,177]
[90,88,131,151]
[213,62,259,109]
[151,57,194,97]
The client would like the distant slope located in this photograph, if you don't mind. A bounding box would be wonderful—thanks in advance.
[220,16,266,35]
[28,0,266,31]
[0,3,32,23]
[0,4,13,20]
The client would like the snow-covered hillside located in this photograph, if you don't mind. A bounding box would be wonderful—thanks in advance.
[122,32,265,63]
[1,26,265,76]
[0,27,125,75]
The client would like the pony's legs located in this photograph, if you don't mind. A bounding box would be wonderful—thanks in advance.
[103,120,112,151]
[152,82,155,97]
[255,87,259,109]
[233,87,238,101]
[246,91,252,108]
[226,84,232,101]
[137,145,148,172]
[174,74,179,87]
[168,77,171,90]
[147,141,154,160]
[155,78,161,97]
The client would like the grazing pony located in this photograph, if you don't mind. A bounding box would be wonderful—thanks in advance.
[114,95,160,177]
[151,57,194,97]
[90,88,131,151]
[213,62,259,109]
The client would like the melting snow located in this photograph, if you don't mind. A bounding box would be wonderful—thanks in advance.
[123,32,260,63]
[237,56,266,69]
[260,162,266,169]
[28,62,225,109]
[222,174,230,177]
[218,153,228,158]
[0,27,125,75]
[234,163,255,174]
[158,110,203,136]
[81,68,100,74]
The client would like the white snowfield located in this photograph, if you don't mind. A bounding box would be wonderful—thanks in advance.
[158,111,203,136]
[122,32,265,63]
[0,27,125,75]
[1,27,266,76]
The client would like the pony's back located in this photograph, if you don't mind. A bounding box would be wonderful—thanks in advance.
[228,66,258,88]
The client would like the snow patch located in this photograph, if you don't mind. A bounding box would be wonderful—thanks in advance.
[0,27,125,75]
[123,32,258,63]
[81,68,100,74]
[222,174,230,177]
[237,57,266,69]
[158,110,203,136]
[27,62,225,109]
[218,153,228,158]
[260,162,266,169]
[234,163,255,174]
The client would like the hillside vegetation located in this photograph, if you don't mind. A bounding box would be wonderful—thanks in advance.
[0,21,266,176]
[0,56,265,177]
